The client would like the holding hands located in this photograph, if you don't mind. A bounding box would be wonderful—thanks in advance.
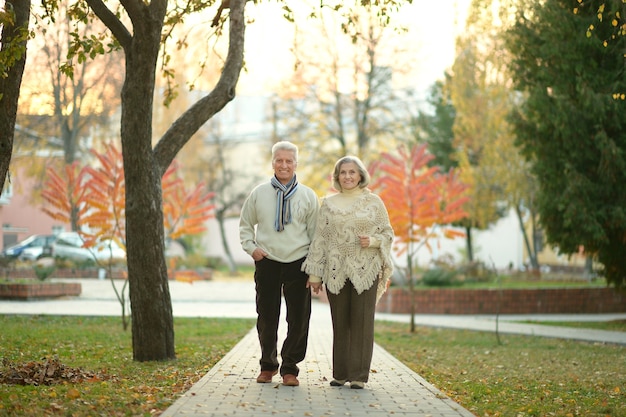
[306,279,323,294]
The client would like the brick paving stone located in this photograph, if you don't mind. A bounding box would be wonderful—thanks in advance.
[161,307,475,417]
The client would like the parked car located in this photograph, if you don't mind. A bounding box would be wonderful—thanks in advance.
[44,232,126,262]
[1,234,56,260]
[19,245,48,261]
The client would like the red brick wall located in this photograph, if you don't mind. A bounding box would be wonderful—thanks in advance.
[1,268,213,281]
[374,287,626,314]
[2,268,128,279]
[0,282,82,300]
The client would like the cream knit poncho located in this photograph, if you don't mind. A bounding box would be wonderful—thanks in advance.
[302,188,394,302]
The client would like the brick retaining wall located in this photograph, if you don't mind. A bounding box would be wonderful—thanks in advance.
[0,282,82,300]
[1,268,128,279]
[0,268,212,281]
[375,287,626,314]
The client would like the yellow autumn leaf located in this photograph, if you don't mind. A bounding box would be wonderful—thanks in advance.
[66,388,81,399]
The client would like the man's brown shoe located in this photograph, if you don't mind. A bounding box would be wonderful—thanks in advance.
[282,374,299,386]
[256,370,278,383]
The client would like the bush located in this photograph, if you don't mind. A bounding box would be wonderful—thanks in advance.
[457,261,495,283]
[171,254,222,270]
[33,258,56,281]
[421,268,459,287]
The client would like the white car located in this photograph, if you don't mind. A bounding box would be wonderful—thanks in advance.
[46,232,126,262]
[19,245,47,261]
[2,234,56,261]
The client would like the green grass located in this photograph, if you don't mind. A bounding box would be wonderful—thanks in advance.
[516,319,626,332]
[0,315,255,416]
[1,315,624,417]
[375,320,626,417]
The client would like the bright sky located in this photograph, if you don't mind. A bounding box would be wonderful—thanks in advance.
[237,0,471,96]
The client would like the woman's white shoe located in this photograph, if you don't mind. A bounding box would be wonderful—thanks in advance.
[330,379,346,386]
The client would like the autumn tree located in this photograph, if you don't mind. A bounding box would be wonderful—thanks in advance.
[370,143,469,332]
[35,0,411,362]
[505,0,626,287]
[41,161,85,232]
[7,2,123,236]
[162,160,215,245]
[411,76,492,265]
[18,1,123,165]
[448,3,509,263]
[194,120,261,274]
[273,2,412,191]
[42,143,215,328]
[445,0,543,270]
[0,1,31,194]
[36,0,246,361]
[154,66,258,273]
[36,0,412,361]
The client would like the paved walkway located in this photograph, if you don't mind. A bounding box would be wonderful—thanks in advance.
[2,278,625,417]
[161,305,475,417]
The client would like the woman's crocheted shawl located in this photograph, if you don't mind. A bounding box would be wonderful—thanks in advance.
[302,189,394,302]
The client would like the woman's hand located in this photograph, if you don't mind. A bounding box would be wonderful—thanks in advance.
[306,279,323,294]
[358,235,371,248]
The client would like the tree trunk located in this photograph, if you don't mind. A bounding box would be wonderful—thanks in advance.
[584,255,594,281]
[87,0,246,361]
[0,0,31,193]
[515,204,539,270]
[122,15,175,362]
[465,225,474,262]
[216,211,237,275]
[407,252,415,333]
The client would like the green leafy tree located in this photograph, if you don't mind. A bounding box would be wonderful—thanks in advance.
[448,4,511,264]
[416,77,457,172]
[505,0,626,287]
[445,0,545,272]
[413,76,494,265]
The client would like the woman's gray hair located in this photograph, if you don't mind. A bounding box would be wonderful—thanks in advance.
[271,141,299,162]
[332,156,370,191]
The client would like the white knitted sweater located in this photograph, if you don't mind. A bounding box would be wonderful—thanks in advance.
[302,188,394,302]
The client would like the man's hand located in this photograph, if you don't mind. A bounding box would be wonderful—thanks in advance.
[306,279,323,294]
[251,248,267,261]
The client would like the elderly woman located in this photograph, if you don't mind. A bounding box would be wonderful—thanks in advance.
[302,155,394,389]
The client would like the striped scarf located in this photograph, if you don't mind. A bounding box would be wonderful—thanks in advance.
[271,174,299,232]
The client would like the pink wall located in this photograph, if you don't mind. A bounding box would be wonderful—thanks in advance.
[0,165,67,249]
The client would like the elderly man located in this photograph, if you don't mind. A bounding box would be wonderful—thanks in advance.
[239,140,319,387]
